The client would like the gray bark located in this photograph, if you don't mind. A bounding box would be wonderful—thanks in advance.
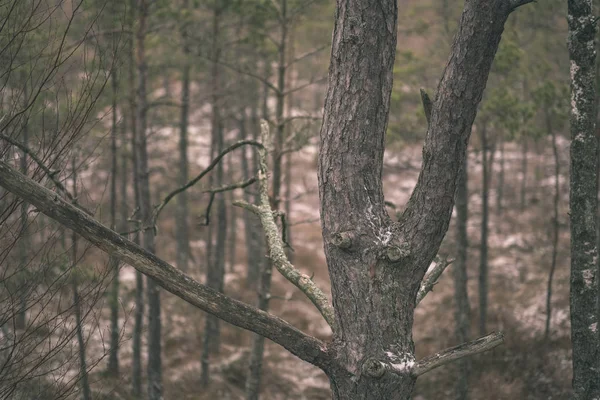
[318,1,523,397]
[568,1,600,398]
[454,160,470,399]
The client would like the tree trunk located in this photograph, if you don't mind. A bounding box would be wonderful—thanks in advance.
[520,137,528,211]
[545,120,559,340]
[135,1,162,398]
[201,5,226,385]
[568,1,600,398]
[318,1,518,398]
[454,159,470,399]
[16,102,28,331]
[479,122,490,336]
[71,157,92,400]
[246,2,288,398]
[107,68,120,376]
[176,0,191,273]
[496,139,504,217]
[227,152,237,273]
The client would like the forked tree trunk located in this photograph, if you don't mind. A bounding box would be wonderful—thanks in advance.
[0,1,534,399]
[317,1,524,398]
[568,1,600,398]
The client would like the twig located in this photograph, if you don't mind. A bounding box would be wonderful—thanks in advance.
[416,257,454,304]
[203,177,257,194]
[153,139,263,222]
[233,120,335,329]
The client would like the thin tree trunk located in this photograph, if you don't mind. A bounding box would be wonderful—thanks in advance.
[246,2,287,398]
[283,21,295,263]
[176,0,191,273]
[479,122,490,336]
[16,97,28,330]
[135,1,162,398]
[520,137,528,211]
[201,5,226,385]
[454,159,470,399]
[227,152,237,273]
[71,157,92,400]
[496,139,504,216]
[568,1,600,397]
[545,121,560,340]
[107,68,120,376]
[127,1,143,395]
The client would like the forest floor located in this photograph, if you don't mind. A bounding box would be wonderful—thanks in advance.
[88,131,573,400]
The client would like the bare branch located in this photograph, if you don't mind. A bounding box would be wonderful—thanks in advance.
[285,45,328,69]
[416,257,454,304]
[203,177,257,194]
[153,140,263,222]
[0,159,330,369]
[0,133,92,215]
[233,120,335,329]
[411,332,504,376]
[283,75,328,96]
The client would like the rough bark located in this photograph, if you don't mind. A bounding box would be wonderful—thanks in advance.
[454,160,470,399]
[318,1,522,398]
[479,122,490,336]
[176,0,191,273]
[135,1,162,397]
[545,122,560,339]
[568,0,600,398]
[107,68,120,376]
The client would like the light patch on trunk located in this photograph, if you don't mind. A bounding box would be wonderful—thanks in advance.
[385,351,415,373]
[590,322,598,333]
[582,269,594,289]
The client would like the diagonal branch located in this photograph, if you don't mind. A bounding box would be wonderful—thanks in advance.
[0,159,330,369]
[233,121,335,329]
[416,257,454,304]
[411,331,504,376]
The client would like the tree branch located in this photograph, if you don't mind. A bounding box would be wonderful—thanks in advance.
[233,121,335,329]
[153,140,263,222]
[415,257,454,304]
[0,133,92,215]
[0,159,330,369]
[411,332,504,376]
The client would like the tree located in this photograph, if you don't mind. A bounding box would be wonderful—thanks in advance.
[0,0,535,398]
[568,0,600,398]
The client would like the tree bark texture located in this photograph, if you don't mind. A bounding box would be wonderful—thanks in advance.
[318,1,520,398]
[568,0,600,398]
